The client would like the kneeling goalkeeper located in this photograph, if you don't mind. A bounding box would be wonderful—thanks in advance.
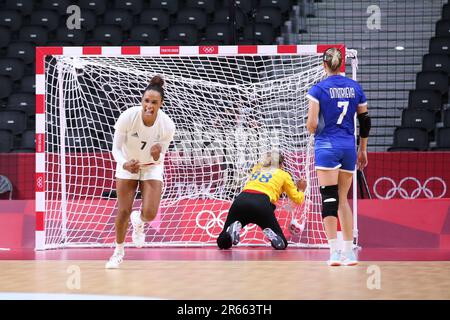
[217,151,306,250]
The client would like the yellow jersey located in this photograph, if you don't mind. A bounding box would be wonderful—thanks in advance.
[242,164,305,205]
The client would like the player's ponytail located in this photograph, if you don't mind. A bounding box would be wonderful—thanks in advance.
[323,48,342,73]
[143,75,165,101]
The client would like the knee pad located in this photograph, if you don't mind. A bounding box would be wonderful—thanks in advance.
[217,232,232,249]
[320,185,339,219]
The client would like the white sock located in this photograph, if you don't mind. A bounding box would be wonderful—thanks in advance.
[343,240,353,254]
[115,242,125,254]
[137,210,145,224]
[328,238,338,253]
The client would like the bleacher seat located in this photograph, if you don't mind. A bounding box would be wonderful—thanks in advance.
[0,59,25,81]
[130,25,160,45]
[436,19,450,37]
[422,54,450,74]
[408,90,442,111]
[140,9,170,30]
[443,3,450,19]
[176,8,208,30]
[255,7,283,29]
[6,42,35,64]
[79,0,107,15]
[79,10,97,31]
[444,108,450,127]
[150,0,179,14]
[114,0,144,15]
[0,76,12,99]
[56,28,86,45]
[243,23,275,44]
[205,23,231,44]
[186,0,217,14]
[19,130,35,150]
[222,0,253,15]
[5,0,34,16]
[19,26,48,45]
[214,8,245,29]
[429,36,450,55]
[7,93,35,116]
[91,25,124,45]
[416,71,448,95]
[434,127,450,150]
[0,111,27,135]
[20,75,35,93]
[0,130,13,152]
[0,27,11,48]
[0,10,22,31]
[104,9,134,31]
[30,10,60,31]
[41,0,72,15]
[167,24,198,45]
[260,0,292,14]
[388,127,429,151]
[401,109,435,132]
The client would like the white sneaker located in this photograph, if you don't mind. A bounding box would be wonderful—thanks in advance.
[342,250,358,266]
[327,250,342,266]
[131,210,145,248]
[226,221,242,245]
[105,250,124,269]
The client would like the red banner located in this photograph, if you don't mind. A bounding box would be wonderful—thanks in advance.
[363,152,450,199]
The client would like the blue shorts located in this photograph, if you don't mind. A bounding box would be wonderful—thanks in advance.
[315,148,356,172]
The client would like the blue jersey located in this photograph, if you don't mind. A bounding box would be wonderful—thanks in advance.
[307,75,367,149]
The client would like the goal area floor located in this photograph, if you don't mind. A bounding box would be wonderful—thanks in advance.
[0,248,449,300]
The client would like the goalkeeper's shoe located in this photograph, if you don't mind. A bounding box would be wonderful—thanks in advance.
[327,250,342,266]
[263,228,286,250]
[342,250,358,266]
[131,210,145,248]
[226,221,242,245]
[105,250,124,269]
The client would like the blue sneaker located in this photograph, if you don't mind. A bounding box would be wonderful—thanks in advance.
[226,221,242,245]
[327,250,342,266]
[263,228,286,250]
[342,250,358,266]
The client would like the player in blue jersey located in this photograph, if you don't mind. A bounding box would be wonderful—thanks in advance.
[306,47,371,266]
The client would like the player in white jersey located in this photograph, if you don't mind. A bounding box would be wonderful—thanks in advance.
[106,75,176,269]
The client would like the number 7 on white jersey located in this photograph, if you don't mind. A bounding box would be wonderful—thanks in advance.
[337,101,349,125]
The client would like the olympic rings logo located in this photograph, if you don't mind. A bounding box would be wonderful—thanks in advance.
[195,210,257,238]
[373,176,447,199]
[201,46,215,54]
[36,176,43,190]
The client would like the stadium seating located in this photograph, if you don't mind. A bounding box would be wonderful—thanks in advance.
[30,10,60,31]
[19,26,48,45]
[130,25,161,45]
[0,130,13,152]
[104,9,134,31]
[0,76,12,99]
[150,0,179,14]
[0,111,27,135]
[433,127,450,150]
[6,93,35,116]
[19,129,35,150]
[408,90,442,111]
[429,36,450,55]
[213,8,246,29]
[0,10,23,31]
[401,109,436,132]
[114,0,144,15]
[0,27,11,48]
[443,3,450,19]
[5,0,34,15]
[444,108,450,127]
[422,54,450,74]
[435,19,450,37]
[6,42,35,64]
[415,71,448,96]
[176,8,208,30]
[0,58,25,81]
[388,127,429,151]
[140,9,170,30]
[78,0,107,15]
[186,0,217,14]
[167,24,199,45]
[41,0,72,15]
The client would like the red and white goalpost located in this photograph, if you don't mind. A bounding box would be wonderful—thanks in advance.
[35,44,359,250]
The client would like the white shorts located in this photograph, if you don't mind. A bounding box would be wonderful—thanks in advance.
[115,163,164,182]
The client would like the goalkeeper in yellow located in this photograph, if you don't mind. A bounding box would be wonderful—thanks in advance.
[217,150,306,250]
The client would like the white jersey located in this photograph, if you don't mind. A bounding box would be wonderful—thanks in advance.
[113,106,176,167]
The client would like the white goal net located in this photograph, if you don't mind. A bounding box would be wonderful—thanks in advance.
[36,45,357,249]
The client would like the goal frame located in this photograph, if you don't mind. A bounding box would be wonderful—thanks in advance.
[35,44,358,251]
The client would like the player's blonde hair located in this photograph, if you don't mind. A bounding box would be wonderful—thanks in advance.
[323,47,342,72]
